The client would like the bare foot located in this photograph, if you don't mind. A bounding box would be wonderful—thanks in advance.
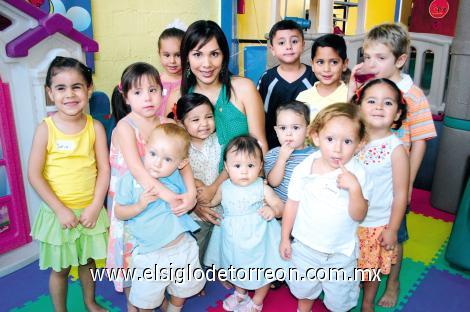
[85,301,108,312]
[378,281,400,308]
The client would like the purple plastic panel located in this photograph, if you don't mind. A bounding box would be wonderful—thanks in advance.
[4,0,98,57]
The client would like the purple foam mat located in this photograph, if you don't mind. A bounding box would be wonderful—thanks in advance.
[0,260,49,311]
[401,268,470,311]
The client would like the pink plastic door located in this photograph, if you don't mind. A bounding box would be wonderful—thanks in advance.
[0,75,30,254]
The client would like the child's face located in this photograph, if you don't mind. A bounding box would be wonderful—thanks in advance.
[360,83,401,131]
[270,29,305,65]
[188,37,224,86]
[125,75,162,118]
[224,150,262,187]
[311,116,361,171]
[182,104,215,142]
[159,37,182,76]
[312,47,348,87]
[144,133,187,179]
[274,109,308,149]
[46,68,92,117]
[363,42,407,82]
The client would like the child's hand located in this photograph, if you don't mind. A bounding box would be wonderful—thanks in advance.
[279,238,292,260]
[194,203,222,225]
[138,187,159,210]
[279,142,295,162]
[171,191,197,216]
[57,208,79,229]
[196,184,216,205]
[337,163,360,192]
[379,227,398,251]
[258,205,275,221]
[79,206,100,228]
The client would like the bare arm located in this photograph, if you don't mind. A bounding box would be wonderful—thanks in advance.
[263,184,284,218]
[280,199,299,259]
[80,120,111,228]
[388,146,409,232]
[235,78,268,155]
[28,122,78,228]
[114,188,158,220]
[337,163,368,221]
[197,169,228,205]
[408,139,426,202]
[209,185,222,207]
[165,88,181,117]
[267,146,294,187]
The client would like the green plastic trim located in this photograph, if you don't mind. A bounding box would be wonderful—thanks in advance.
[443,116,470,131]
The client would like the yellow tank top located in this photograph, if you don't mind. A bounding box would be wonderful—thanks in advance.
[43,115,97,209]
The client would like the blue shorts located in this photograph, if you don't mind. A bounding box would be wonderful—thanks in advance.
[397,205,410,243]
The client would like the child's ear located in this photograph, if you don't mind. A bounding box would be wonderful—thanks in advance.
[394,109,402,121]
[269,43,276,56]
[46,86,54,102]
[342,58,349,72]
[395,53,408,69]
[178,158,189,169]
[87,84,94,98]
[311,132,320,147]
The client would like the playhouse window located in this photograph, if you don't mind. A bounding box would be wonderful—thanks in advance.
[420,50,434,95]
[0,166,10,197]
[0,14,12,31]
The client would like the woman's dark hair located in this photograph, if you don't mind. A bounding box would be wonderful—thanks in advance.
[111,85,131,122]
[180,20,232,99]
[352,78,407,130]
[45,56,93,87]
[223,135,263,162]
[113,62,163,118]
[169,93,213,121]
[158,27,185,51]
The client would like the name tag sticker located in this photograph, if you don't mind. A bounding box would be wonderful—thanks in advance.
[56,140,75,151]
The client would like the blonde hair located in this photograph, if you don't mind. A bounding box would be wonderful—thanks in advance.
[308,103,366,140]
[148,123,190,157]
[364,23,410,59]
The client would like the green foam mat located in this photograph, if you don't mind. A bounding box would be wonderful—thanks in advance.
[431,242,470,279]
[351,258,428,312]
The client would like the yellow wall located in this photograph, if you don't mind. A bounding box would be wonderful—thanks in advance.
[91,0,219,96]
[345,0,397,35]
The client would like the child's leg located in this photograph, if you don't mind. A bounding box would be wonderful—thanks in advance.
[252,284,270,306]
[362,280,380,312]
[78,259,107,312]
[298,299,314,312]
[49,267,71,312]
[124,287,138,312]
[378,244,402,307]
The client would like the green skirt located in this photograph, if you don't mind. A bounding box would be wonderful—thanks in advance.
[31,203,109,272]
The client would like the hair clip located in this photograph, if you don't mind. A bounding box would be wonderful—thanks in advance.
[172,103,178,121]
[355,86,364,101]
[117,82,123,92]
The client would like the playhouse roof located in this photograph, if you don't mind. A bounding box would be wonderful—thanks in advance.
[4,0,98,57]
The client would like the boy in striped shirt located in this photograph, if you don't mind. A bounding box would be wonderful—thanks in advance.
[264,101,315,203]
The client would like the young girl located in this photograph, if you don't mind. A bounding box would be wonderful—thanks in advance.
[106,62,196,311]
[157,27,185,116]
[353,78,409,312]
[172,93,227,263]
[28,56,110,312]
[204,135,286,312]
[167,20,268,161]
[280,103,372,312]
